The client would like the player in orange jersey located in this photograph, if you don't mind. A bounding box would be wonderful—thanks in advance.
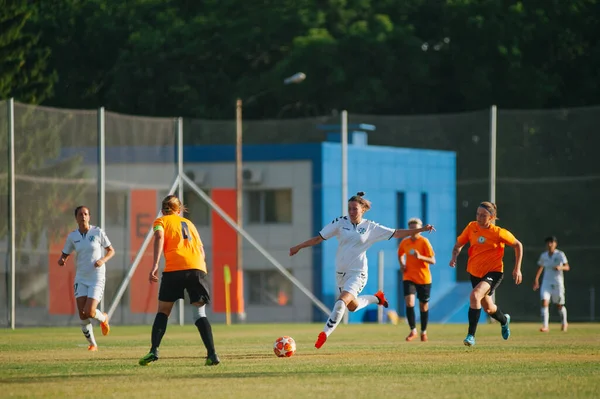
[398,217,436,342]
[449,202,523,347]
[138,195,220,366]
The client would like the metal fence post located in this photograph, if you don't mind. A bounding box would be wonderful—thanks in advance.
[489,105,497,314]
[177,117,185,326]
[97,107,106,312]
[8,98,16,329]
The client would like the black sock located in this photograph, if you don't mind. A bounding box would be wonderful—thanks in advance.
[468,308,481,336]
[490,307,508,325]
[195,317,216,356]
[406,306,416,330]
[420,310,429,332]
[151,312,169,352]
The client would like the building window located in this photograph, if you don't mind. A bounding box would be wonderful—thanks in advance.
[421,192,428,224]
[246,189,292,224]
[183,188,210,226]
[247,270,293,306]
[397,191,406,228]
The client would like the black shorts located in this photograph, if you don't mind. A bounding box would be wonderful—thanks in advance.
[403,280,431,303]
[469,272,503,296]
[158,269,211,304]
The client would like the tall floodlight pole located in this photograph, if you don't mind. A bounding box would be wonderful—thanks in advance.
[235,72,306,322]
[235,99,245,322]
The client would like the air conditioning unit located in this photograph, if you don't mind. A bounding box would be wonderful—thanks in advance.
[185,170,206,185]
[242,168,263,184]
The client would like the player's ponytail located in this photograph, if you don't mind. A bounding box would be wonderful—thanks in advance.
[161,195,187,215]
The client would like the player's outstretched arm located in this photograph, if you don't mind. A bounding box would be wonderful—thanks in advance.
[392,224,435,239]
[289,236,324,256]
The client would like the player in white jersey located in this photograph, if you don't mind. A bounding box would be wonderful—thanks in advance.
[289,192,435,349]
[533,236,570,332]
[58,206,115,351]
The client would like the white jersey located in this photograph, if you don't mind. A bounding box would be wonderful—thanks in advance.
[538,249,568,288]
[319,216,396,273]
[62,226,112,284]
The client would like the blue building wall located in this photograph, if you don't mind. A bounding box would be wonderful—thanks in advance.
[316,143,459,323]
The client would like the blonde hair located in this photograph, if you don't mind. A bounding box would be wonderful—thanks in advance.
[408,217,423,227]
[348,191,371,211]
[161,195,186,215]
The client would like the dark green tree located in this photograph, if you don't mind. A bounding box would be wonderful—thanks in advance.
[0,0,56,103]
[1,2,87,249]
[20,0,600,118]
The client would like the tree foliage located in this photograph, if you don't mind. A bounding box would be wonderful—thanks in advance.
[0,1,84,249]
[0,0,56,104]
[13,0,598,119]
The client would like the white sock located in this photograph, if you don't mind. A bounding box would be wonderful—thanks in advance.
[541,307,549,328]
[323,300,346,337]
[80,319,97,346]
[559,306,568,325]
[353,295,378,311]
[92,310,106,323]
[194,304,207,320]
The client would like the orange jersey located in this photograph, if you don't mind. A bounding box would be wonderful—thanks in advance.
[397,235,435,284]
[456,221,517,277]
[153,214,206,273]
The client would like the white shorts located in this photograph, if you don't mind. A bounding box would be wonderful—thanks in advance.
[336,271,367,298]
[74,280,105,301]
[540,283,565,305]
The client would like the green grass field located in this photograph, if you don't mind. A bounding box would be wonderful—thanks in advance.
[1,322,599,398]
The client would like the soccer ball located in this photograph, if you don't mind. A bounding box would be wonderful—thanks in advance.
[273,336,296,357]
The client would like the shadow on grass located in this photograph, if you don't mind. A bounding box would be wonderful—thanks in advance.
[88,351,339,363]
[0,367,334,384]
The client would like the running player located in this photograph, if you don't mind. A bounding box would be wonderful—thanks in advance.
[58,205,114,351]
[449,201,523,347]
[398,217,436,342]
[290,192,435,349]
[533,236,570,332]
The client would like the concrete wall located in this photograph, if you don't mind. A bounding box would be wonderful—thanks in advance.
[186,160,316,322]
